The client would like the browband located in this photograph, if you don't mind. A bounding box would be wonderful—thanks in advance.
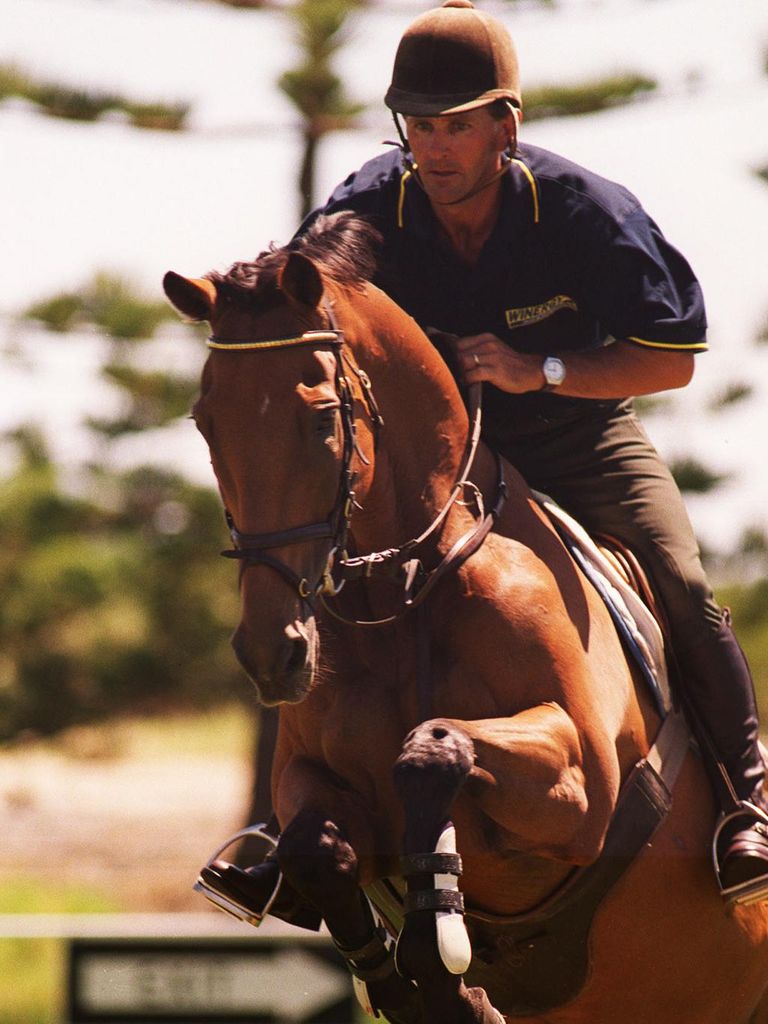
[207,330,341,351]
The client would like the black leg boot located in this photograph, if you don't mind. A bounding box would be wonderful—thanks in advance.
[677,611,768,904]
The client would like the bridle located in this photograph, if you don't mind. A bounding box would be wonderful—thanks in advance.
[208,299,381,606]
[207,296,506,625]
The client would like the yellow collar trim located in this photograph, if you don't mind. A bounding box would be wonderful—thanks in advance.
[510,157,540,224]
[397,168,413,229]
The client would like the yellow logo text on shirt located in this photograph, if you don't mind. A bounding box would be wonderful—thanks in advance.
[505,295,578,330]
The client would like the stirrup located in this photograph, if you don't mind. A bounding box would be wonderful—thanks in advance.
[194,822,281,926]
[712,801,768,907]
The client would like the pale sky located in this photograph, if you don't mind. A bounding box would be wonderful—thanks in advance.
[2,0,768,550]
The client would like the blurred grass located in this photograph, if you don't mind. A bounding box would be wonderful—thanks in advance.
[14,702,255,763]
[0,879,123,1024]
[0,706,252,1023]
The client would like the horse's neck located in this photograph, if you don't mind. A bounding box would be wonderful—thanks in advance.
[339,286,477,548]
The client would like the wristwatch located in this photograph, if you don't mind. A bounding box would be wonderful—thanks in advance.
[542,355,566,390]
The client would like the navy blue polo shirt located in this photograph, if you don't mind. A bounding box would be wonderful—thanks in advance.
[305,143,707,441]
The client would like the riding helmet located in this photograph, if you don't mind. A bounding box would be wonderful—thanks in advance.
[384,0,521,117]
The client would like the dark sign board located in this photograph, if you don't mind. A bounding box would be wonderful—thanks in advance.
[67,937,356,1024]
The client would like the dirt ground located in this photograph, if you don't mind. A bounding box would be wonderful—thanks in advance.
[0,719,254,912]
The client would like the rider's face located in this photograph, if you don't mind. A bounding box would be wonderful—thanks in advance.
[404,107,514,206]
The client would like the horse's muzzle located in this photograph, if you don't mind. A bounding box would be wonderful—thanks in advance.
[231,619,316,705]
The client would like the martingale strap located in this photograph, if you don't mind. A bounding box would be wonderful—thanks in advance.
[322,384,508,628]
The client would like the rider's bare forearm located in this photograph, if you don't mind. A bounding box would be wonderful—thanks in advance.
[455,334,696,398]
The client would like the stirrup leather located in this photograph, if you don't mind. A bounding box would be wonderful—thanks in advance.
[713,801,768,907]
[194,823,281,926]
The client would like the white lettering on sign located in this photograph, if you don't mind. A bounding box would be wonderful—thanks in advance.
[77,947,349,1019]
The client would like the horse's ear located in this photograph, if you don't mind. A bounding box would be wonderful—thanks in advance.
[279,252,324,309]
[163,271,217,323]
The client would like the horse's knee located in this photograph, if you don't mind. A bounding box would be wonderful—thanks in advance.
[394,719,475,823]
[277,811,359,903]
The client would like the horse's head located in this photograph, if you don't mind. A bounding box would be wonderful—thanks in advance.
[163,219,378,704]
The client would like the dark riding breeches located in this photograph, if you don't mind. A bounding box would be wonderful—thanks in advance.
[498,403,762,804]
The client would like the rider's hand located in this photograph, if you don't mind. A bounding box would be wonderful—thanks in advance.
[454,333,545,394]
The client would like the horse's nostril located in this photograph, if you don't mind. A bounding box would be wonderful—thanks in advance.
[284,636,308,675]
[432,726,448,740]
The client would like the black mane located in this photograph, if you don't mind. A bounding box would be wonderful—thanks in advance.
[207,212,380,309]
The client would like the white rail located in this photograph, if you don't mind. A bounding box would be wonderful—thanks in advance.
[0,912,328,941]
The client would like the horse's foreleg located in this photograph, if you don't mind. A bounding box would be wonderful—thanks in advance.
[274,760,421,1022]
[393,721,505,1024]
[456,701,606,862]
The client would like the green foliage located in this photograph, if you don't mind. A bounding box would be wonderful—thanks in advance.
[708,381,753,411]
[121,100,190,131]
[279,0,363,126]
[0,62,31,99]
[634,394,673,416]
[23,291,84,333]
[88,363,198,436]
[30,81,121,122]
[717,581,768,722]
[0,61,189,130]
[524,72,657,121]
[669,455,729,493]
[86,273,176,339]
[756,311,768,345]
[279,0,363,217]
[24,272,177,340]
[0,437,245,742]
[738,526,768,560]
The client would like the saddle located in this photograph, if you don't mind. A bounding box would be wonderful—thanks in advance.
[533,490,672,717]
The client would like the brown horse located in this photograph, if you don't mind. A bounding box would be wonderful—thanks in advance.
[164,213,768,1024]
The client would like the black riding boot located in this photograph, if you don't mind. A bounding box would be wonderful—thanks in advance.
[678,611,768,899]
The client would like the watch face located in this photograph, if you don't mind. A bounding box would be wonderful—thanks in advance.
[544,357,566,386]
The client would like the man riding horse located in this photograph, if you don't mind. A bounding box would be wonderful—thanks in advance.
[297,0,768,896]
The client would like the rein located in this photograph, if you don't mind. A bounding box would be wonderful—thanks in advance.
[323,386,507,628]
[208,297,506,625]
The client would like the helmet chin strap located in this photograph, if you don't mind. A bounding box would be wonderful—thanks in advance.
[428,156,511,207]
[388,107,519,208]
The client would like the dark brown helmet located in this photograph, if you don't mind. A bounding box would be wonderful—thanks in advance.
[384,0,521,117]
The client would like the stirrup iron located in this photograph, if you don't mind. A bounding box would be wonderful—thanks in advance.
[194,823,281,926]
[712,801,768,908]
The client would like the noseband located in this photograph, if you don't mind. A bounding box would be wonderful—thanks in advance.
[207,300,381,606]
